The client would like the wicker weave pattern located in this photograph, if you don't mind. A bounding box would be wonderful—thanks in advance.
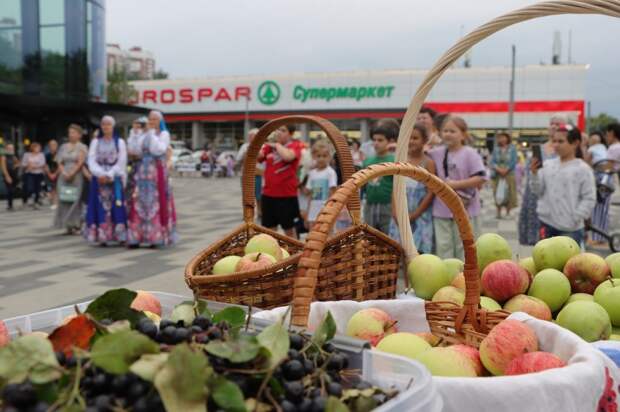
[291,163,509,346]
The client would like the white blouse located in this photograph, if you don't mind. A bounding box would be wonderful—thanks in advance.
[144,129,170,157]
[127,129,145,157]
[87,137,128,180]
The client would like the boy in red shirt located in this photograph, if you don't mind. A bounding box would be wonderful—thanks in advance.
[258,124,304,238]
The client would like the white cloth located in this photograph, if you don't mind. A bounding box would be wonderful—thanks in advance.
[588,143,608,165]
[144,129,170,157]
[255,301,620,412]
[305,166,338,222]
[127,129,145,157]
[87,137,127,181]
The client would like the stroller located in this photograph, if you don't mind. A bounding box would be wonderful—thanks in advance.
[586,159,620,253]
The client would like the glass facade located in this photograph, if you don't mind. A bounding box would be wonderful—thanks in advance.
[0,0,106,100]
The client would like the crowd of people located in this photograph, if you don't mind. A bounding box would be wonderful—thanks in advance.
[0,111,178,248]
[236,109,620,260]
[3,108,619,258]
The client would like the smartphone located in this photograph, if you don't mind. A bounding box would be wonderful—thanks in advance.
[532,144,543,167]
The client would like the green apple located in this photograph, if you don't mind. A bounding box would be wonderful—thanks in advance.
[480,296,502,311]
[375,332,431,359]
[212,255,242,275]
[443,258,464,282]
[556,301,611,342]
[414,347,477,377]
[528,268,571,312]
[476,233,512,275]
[407,254,450,300]
[281,248,290,259]
[594,279,620,327]
[432,286,465,306]
[346,308,397,346]
[605,253,620,279]
[565,293,594,306]
[533,236,579,272]
[519,257,537,278]
[244,233,283,260]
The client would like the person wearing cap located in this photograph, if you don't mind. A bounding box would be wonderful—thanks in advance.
[84,115,128,245]
[126,110,177,247]
[518,114,563,245]
[53,124,88,233]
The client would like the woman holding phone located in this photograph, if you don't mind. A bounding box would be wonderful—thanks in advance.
[518,114,564,245]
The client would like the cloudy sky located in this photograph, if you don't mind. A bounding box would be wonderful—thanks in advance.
[107,0,620,117]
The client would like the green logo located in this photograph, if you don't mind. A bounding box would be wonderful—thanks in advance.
[257,80,281,105]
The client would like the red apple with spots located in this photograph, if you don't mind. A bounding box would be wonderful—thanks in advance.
[481,260,530,303]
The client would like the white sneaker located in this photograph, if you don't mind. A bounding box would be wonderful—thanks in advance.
[50,204,58,210]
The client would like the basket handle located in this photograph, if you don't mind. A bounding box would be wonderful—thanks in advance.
[393,0,620,261]
[242,115,361,225]
[291,162,481,330]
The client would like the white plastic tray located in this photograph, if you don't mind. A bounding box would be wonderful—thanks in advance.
[2,292,442,411]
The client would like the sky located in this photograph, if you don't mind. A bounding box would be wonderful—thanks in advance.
[107,0,620,118]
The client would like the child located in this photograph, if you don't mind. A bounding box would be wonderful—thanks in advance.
[21,142,47,208]
[389,123,436,254]
[362,119,399,234]
[531,125,596,246]
[429,116,487,259]
[304,140,338,229]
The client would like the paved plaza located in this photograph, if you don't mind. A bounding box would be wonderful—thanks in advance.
[0,175,618,319]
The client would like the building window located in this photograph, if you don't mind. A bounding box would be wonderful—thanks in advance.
[0,0,22,94]
[39,0,66,96]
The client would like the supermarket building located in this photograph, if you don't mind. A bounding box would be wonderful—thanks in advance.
[129,64,587,150]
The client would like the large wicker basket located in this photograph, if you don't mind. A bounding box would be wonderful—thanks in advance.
[185,115,402,308]
[291,162,509,347]
[385,0,620,344]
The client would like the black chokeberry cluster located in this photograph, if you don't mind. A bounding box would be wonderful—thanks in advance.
[1,381,48,412]
[134,315,224,346]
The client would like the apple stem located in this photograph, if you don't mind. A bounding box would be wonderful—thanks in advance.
[385,320,399,331]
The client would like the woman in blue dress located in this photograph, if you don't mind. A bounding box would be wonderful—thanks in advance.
[84,115,128,245]
[389,124,436,254]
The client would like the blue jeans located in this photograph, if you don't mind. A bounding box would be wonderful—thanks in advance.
[541,223,584,247]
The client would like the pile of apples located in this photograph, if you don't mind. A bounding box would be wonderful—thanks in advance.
[407,233,620,343]
[346,307,565,377]
[211,233,290,275]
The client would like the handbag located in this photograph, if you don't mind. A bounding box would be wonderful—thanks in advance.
[58,181,79,202]
[495,177,509,206]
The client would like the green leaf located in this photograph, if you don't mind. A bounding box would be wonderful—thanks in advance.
[353,395,378,412]
[212,307,246,329]
[311,311,337,350]
[171,303,196,325]
[90,330,159,374]
[256,322,290,368]
[326,396,350,412]
[0,335,61,384]
[205,334,260,363]
[154,344,210,412]
[130,353,169,382]
[85,288,145,327]
[211,376,247,412]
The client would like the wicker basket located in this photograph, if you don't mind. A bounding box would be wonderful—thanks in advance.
[383,0,620,344]
[185,115,404,308]
[291,162,509,347]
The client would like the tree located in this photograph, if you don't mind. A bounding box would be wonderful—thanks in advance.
[588,113,618,133]
[153,69,169,80]
[106,67,137,104]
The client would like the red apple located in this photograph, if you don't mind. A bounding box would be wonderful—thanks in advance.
[346,308,397,346]
[479,319,538,376]
[503,294,552,321]
[130,290,162,316]
[449,344,484,376]
[235,252,277,272]
[504,351,566,375]
[481,260,530,303]
[563,253,610,294]
[0,320,9,347]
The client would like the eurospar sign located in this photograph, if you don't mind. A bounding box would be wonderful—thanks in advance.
[130,77,400,113]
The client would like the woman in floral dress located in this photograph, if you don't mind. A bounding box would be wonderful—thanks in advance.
[126,110,178,247]
[84,116,128,245]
